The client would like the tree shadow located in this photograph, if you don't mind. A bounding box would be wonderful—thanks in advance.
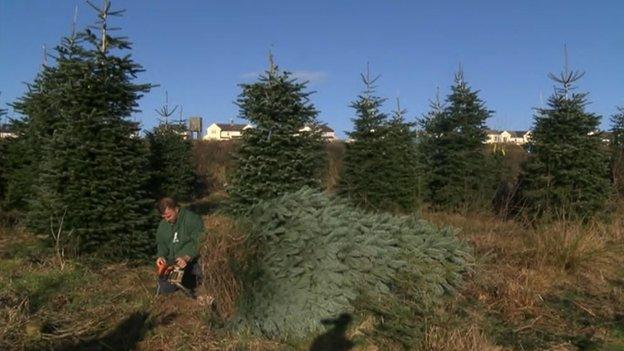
[56,310,176,351]
[309,313,354,351]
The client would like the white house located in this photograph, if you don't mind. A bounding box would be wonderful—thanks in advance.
[203,123,253,141]
[0,125,15,139]
[486,129,502,143]
[485,130,531,145]
[298,124,336,141]
[204,122,336,141]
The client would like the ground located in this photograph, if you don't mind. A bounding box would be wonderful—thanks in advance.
[2,208,624,350]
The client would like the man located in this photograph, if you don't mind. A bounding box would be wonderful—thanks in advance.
[155,197,205,295]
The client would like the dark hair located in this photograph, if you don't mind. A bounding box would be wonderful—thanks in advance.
[156,197,179,214]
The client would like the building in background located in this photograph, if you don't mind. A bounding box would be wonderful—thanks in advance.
[203,123,254,141]
[0,124,15,139]
[485,130,531,145]
[203,122,336,141]
[298,124,336,141]
[187,116,203,140]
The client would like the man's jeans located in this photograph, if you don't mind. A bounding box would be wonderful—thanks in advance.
[156,259,202,295]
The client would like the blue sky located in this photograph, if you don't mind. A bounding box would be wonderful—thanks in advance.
[1,1,623,138]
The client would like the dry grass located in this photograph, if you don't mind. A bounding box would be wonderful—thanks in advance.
[3,204,624,350]
[423,209,624,349]
[198,214,249,320]
[193,140,237,193]
[420,323,502,351]
[323,141,345,192]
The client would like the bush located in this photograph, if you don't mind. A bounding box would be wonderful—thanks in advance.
[230,187,470,341]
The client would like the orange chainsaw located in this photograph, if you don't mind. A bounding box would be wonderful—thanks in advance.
[156,260,191,296]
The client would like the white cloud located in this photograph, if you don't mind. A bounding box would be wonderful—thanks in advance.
[290,70,327,85]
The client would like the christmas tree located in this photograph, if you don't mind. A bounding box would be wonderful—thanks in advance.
[339,66,394,210]
[4,49,67,211]
[17,1,156,258]
[147,93,196,201]
[418,69,495,211]
[227,55,326,211]
[516,63,611,220]
[0,95,7,207]
[610,106,624,197]
[382,98,420,212]
[231,187,470,340]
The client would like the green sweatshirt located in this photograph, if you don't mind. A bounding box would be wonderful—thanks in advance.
[156,207,205,263]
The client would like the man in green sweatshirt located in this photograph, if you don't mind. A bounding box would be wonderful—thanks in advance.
[155,197,205,295]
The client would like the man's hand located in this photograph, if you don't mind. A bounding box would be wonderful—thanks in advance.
[175,256,191,269]
[156,257,166,266]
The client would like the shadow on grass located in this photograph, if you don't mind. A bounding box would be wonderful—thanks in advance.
[309,313,354,351]
[57,310,176,351]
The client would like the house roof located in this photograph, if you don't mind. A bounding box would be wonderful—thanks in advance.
[216,123,249,132]
[213,122,334,133]
[508,131,529,137]
[486,129,530,137]
[318,124,334,133]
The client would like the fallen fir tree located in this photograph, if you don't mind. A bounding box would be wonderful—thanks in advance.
[214,187,470,342]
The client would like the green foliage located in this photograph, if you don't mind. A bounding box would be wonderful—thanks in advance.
[610,106,624,197]
[147,122,196,201]
[227,57,326,211]
[516,69,612,220]
[418,71,498,212]
[4,58,66,211]
[383,100,421,212]
[340,68,419,212]
[0,102,8,206]
[232,187,470,340]
[9,3,156,258]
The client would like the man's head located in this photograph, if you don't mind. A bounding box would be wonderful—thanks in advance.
[156,197,180,223]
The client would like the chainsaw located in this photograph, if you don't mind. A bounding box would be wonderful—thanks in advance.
[156,260,193,297]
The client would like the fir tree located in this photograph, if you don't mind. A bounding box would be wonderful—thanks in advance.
[339,66,394,210]
[383,98,420,211]
[147,93,196,201]
[232,187,470,340]
[610,106,624,197]
[0,96,7,205]
[418,69,495,211]
[227,55,326,211]
[417,89,445,204]
[22,1,156,258]
[4,52,66,211]
[516,66,611,220]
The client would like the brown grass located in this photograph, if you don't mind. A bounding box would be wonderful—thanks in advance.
[3,198,624,350]
[323,141,345,192]
[198,214,249,320]
[193,140,237,193]
[420,323,502,351]
[423,209,624,349]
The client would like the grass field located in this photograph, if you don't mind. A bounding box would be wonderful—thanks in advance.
[2,203,624,350]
